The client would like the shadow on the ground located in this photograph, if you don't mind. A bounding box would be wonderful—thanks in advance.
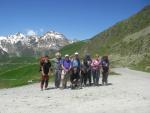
[99,83,113,86]
[46,83,113,90]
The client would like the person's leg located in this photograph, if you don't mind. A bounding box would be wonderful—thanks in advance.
[80,71,84,86]
[76,70,80,87]
[102,71,105,85]
[63,72,69,88]
[87,70,91,86]
[96,70,100,86]
[74,72,79,86]
[41,75,44,90]
[92,70,94,85]
[105,72,109,84]
[57,70,62,88]
[70,73,76,89]
[84,73,87,86]
[62,74,66,88]
[61,70,65,88]
[54,71,58,88]
[93,70,97,85]
[45,75,49,89]
[70,72,74,84]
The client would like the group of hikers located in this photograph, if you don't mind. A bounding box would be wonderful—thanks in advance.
[39,52,109,91]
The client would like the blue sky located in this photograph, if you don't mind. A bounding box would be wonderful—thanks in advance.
[0,0,150,40]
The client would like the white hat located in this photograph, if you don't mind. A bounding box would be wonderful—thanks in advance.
[75,52,79,55]
[65,54,69,57]
[55,52,61,57]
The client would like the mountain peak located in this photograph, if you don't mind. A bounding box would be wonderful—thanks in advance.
[0,31,70,56]
[43,31,67,40]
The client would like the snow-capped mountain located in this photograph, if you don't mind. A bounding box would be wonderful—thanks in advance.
[0,31,70,56]
[0,47,9,58]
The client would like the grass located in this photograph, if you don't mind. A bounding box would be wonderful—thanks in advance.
[60,41,86,56]
[0,64,39,88]
[0,56,56,89]
[0,64,54,89]
[130,55,150,73]
[109,71,120,75]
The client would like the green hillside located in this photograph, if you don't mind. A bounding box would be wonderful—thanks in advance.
[60,5,150,55]
[60,5,150,71]
[60,41,87,56]
[0,57,42,88]
[0,64,39,88]
[83,5,150,55]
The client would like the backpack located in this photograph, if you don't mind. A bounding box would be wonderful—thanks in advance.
[84,58,91,67]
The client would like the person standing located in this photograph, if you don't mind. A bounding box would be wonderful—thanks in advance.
[54,52,62,88]
[101,56,109,85]
[80,60,87,87]
[91,54,101,86]
[83,54,92,86]
[61,54,71,89]
[41,56,51,90]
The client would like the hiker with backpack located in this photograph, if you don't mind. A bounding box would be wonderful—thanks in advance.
[40,55,51,91]
[61,54,72,89]
[83,54,92,86]
[101,56,109,85]
[91,54,101,86]
[70,52,81,89]
[80,60,87,87]
[54,52,62,88]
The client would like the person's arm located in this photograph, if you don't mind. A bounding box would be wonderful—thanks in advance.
[61,64,66,71]
[69,61,72,70]
[61,59,66,71]
[99,60,101,69]
[41,65,45,76]
[108,61,110,72]
[91,60,94,67]
[49,62,52,76]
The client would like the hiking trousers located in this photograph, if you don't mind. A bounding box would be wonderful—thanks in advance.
[87,70,92,85]
[61,70,70,88]
[102,71,108,84]
[54,70,62,88]
[41,74,49,89]
[92,69,100,85]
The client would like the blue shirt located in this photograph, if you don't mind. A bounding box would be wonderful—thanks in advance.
[62,59,71,69]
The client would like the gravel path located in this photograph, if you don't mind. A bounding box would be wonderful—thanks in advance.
[0,68,150,113]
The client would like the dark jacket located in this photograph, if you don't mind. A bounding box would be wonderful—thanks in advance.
[43,61,51,75]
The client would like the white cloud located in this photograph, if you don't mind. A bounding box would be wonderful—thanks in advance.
[27,30,37,36]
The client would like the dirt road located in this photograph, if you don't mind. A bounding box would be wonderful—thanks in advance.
[0,68,150,113]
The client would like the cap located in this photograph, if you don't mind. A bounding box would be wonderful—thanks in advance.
[75,52,79,55]
[65,54,69,57]
[55,52,61,57]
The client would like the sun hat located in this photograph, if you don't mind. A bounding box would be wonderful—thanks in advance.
[65,54,69,57]
[74,52,79,55]
[55,52,61,57]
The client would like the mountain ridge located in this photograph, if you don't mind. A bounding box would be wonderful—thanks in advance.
[0,31,72,57]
